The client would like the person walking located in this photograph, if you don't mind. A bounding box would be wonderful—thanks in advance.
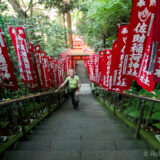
[55,69,81,110]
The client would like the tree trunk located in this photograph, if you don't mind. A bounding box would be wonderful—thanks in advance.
[8,0,29,18]
[66,10,73,48]
[30,0,33,17]
[103,34,106,48]
[62,13,68,47]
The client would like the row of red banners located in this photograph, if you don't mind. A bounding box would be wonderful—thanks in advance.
[86,0,160,93]
[0,27,71,91]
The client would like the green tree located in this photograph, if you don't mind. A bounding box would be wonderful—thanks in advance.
[40,0,80,48]
[0,1,8,14]
[1,0,67,56]
[7,0,38,18]
[77,0,132,51]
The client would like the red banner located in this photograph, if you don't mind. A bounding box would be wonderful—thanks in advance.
[87,62,95,82]
[147,0,160,73]
[114,25,132,91]
[48,56,55,88]
[87,53,99,84]
[107,42,118,91]
[137,26,156,92]
[148,0,160,83]
[95,62,99,85]
[0,28,18,90]
[41,52,50,89]
[123,0,156,80]
[9,27,27,84]
[29,43,43,89]
[57,60,63,87]
[103,49,112,90]
[108,42,123,92]
[99,50,107,87]
[35,47,47,89]
[53,58,58,87]
[153,50,160,82]
[16,27,36,90]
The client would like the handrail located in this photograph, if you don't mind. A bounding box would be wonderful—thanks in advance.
[98,88,160,103]
[0,88,68,154]
[95,87,160,139]
[0,89,66,107]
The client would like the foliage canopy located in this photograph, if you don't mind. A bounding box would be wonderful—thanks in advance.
[76,0,132,51]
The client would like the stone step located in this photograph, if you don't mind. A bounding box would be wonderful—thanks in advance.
[36,123,123,130]
[42,115,116,121]
[30,129,134,139]
[30,127,133,136]
[5,150,157,160]
[27,133,134,142]
[14,140,146,151]
[81,150,157,160]
[79,84,92,95]
[81,140,149,151]
[5,151,80,160]
[41,120,115,125]
[39,120,127,128]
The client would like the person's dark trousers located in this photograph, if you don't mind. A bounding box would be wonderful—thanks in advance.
[70,89,79,109]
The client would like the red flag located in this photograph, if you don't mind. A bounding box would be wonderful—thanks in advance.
[29,43,43,89]
[36,47,48,89]
[57,60,64,87]
[148,0,160,83]
[103,49,112,90]
[16,27,36,90]
[147,0,160,73]
[99,50,107,87]
[0,28,18,90]
[152,51,160,82]
[95,62,100,85]
[123,0,156,80]
[107,42,123,93]
[48,56,55,88]
[34,46,44,89]
[107,42,119,91]
[110,41,119,88]
[87,62,95,82]
[137,26,156,92]
[53,58,58,87]
[41,52,50,89]
[9,27,27,84]
[114,25,132,91]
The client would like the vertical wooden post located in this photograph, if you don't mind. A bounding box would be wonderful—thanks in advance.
[17,102,26,140]
[22,101,29,120]
[136,99,145,139]
[48,94,52,113]
[120,95,124,113]
[32,98,38,118]
[145,101,155,128]
[7,105,18,132]
[57,92,60,107]
[113,93,119,115]
[137,98,141,110]
[116,93,119,110]
[103,90,105,105]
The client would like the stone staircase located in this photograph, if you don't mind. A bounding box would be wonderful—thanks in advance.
[2,61,159,160]
[3,94,158,160]
[79,84,92,95]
